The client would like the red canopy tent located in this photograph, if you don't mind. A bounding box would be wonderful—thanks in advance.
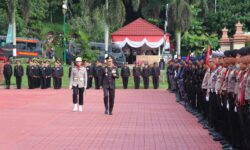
[111,18,170,49]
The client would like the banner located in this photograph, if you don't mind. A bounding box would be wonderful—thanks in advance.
[6,24,13,44]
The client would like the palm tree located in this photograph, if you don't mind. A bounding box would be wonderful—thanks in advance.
[168,0,192,55]
[81,0,135,57]
[5,0,31,56]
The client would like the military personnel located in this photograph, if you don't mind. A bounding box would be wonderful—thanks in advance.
[244,55,250,149]
[151,62,160,89]
[3,60,12,89]
[201,60,211,128]
[176,61,187,103]
[33,60,41,88]
[167,60,176,92]
[132,63,141,89]
[46,61,52,88]
[196,59,206,116]
[142,63,150,89]
[53,61,64,89]
[101,56,119,115]
[121,62,130,89]
[214,57,228,138]
[40,61,48,89]
[14,60,24,89]
[93,60,103,89]
[69,61,74,78]
[235,55,249,149]
[207,57,221,135]
[86,61,94,89]
[69,57,88,112]
[26,60,33,89]
[166,60,172,90]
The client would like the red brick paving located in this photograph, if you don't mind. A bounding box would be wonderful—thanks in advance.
[0,89,222,150]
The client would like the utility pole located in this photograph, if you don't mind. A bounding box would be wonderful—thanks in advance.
[104,0,109,60]
[162,4,168,57]
[62,0,68,65]
[12,1,16,58]
[215,0,217,13]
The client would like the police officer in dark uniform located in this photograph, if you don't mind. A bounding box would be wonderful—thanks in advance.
[133,62,141,89]
[101,56,119,115]
[86,61,94,89]
[69,61,74,78]
[34,60,40,88]
[40,61,47,89]
[53,61,64,89]
[151,62,160,89]
[14,60,24,89]
[142,63,150,89]
[3,60,12,89]
[26,60,33,89]
[93,60,103,89]
[46,61,52,88]
[121,62,130,89]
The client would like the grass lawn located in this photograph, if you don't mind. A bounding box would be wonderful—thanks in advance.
[1,64,168,89]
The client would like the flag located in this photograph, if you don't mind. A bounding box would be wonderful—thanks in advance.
[205,45,211,65]
[6,24,13,44]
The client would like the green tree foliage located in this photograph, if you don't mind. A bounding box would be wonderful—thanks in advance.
[0,0,250,59]
[204,0,250,36]
[77,31,97,62]
[182,6,218,52]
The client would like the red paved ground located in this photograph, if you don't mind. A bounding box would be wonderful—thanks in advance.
[0,89,222,150]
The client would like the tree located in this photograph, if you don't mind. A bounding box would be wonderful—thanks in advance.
[4,0,31,56]
[168,0,192,56]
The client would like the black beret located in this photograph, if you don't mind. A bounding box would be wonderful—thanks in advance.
[230,50,238,57]
[238,47,248,56]
[224,50,231,57]
[241,46,250,55]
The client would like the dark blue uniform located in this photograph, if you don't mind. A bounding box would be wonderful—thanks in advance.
[101,65,119,115]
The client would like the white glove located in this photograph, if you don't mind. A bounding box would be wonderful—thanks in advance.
[69,86,72,90]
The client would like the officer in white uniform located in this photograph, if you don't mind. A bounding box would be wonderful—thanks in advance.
[69,57,88,112]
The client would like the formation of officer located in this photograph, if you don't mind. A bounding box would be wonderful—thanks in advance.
[2,59,64,89]
[167,47,250,149]
[2,58,163,90]
[101,56,119,115]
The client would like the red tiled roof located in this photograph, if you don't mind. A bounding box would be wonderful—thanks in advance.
[112,18,165,36]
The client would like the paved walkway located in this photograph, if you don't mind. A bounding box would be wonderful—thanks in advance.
[0,89,222,150]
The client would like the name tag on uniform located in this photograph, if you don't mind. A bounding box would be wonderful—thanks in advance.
[226,100,229,110]
[206,95,209,101]
[80,78,84,81]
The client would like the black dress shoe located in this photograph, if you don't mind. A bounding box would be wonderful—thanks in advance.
[213,136,223,141]
[109,112,112,115]
[220,140,228,145]
[222,144,233,149]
